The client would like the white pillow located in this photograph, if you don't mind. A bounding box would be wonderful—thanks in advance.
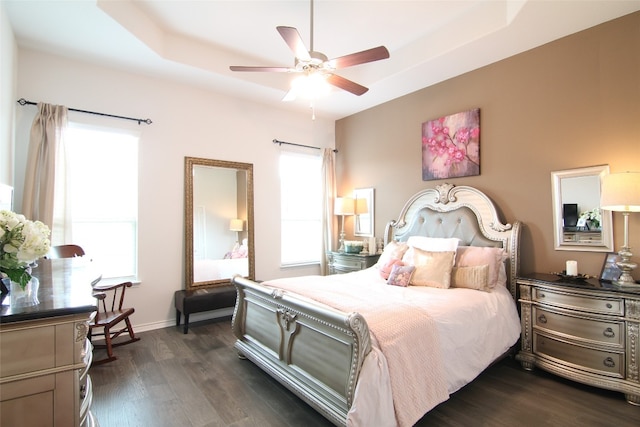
[406,236,460,252]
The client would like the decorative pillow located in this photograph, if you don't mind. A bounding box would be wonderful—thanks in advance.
[375,241,409,270]
[406,236,460,252]
[379,258,404,280]
[387,264,415,287]
[451,265,490,291]
[402,247,455,288]
[455,246,507,289]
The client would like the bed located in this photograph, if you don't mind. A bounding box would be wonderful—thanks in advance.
[231,183,522,426]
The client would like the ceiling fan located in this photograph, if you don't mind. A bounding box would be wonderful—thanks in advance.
[229,0,390,100]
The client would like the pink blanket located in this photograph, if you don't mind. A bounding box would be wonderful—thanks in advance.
[264,275,449,427]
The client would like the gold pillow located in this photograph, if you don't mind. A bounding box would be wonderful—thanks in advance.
[451,265,490,291]
[402,247,455,288]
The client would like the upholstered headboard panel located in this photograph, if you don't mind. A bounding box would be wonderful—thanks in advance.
[384,183,522,299]
[395,206,501,248]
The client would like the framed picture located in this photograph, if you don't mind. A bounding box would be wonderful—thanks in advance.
[421,108,480,181]
[353,188,374,237]
[599,252,622,282]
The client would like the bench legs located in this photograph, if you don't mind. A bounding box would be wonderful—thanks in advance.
[175,309,190,334]
[174,287,236,335]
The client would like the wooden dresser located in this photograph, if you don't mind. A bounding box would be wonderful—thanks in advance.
[516,273,640,405]
[0,258,99,426]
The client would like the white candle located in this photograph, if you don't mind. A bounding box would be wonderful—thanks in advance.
[566,260,578,276]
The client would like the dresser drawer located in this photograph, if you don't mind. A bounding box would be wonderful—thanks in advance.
[533,288,623,315]
[533,333,624,378]
[533,307,623,347]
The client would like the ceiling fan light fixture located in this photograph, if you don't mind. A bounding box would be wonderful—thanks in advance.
[291,72,331,100]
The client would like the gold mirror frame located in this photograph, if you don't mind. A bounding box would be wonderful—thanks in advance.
[184,157,255,290]
[551,165,614,252]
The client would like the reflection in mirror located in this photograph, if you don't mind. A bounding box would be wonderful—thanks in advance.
[185,157,254,290]
[354,188,374,237]
[551,165,614,252]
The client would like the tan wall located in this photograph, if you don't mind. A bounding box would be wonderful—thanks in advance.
[336,12,640,278]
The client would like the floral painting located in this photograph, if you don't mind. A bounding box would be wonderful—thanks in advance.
[421,108,480,181]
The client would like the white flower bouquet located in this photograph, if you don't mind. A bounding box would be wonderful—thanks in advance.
[0,210,51,289]
[579,208,602,230]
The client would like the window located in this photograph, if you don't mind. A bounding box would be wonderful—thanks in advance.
[280,151,322,265]
[61,123,139,280]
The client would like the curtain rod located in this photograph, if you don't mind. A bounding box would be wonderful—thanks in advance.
[17,98,152,125]
[272,139,337,153]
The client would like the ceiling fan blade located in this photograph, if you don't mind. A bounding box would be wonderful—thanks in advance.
[229,66,293,72]
[329,46,390,69]
[326,74,369,96]
[277,26,311,61]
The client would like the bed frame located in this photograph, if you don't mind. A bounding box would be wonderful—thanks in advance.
[231,183,522,426]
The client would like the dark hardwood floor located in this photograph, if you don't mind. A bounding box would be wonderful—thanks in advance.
[90,318,638,427]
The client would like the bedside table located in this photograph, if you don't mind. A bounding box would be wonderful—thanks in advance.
[326,251,380,274]
[515,273,640,405]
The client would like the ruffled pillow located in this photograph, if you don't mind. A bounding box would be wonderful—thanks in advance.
[387,264,415,287]
[379,258,404,280]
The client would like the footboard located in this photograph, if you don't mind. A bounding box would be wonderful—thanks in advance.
[231,276,372,427]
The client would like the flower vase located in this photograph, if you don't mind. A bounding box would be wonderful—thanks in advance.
[9,276,40,307]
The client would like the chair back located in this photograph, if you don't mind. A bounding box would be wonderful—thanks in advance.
[93,281,132,322]
[47,244,85,259]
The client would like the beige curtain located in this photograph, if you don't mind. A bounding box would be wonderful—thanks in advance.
[22,103,68,241]
[320,148,337,275]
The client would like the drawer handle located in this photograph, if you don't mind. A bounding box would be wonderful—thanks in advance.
[537,314,547,324]
[603,327,615,338]
[538,293,545,298]
[80,384,87,399]
[603,357,616,368]
[606,303,613,309]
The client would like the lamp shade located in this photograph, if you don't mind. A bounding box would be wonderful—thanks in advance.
[600,172,640,212]
[355,198,369,214]
[229,218,244,231]
[335,197,355,215]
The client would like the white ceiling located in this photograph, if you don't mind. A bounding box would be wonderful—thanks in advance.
[5,0,639,120]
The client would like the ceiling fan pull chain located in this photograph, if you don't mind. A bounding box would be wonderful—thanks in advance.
[310,0,314,52]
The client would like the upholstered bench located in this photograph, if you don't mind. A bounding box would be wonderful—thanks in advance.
[174,286,237,334]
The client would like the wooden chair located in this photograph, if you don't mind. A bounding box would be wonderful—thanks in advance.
[46,244,86,259]
[89,281,140,365]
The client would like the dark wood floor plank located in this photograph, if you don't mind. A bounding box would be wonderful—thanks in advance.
[91,318,638,427]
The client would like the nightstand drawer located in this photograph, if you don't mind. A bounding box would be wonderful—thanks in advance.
[534,333,624,378]
[533,307,623,347]
[533,288,623,315]
[333,257,364,269]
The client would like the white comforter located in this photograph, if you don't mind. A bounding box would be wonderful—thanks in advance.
[263,267,521,427]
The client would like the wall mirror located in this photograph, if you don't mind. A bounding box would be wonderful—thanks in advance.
[354,188,374,237]
[551,165,614,252]
[185,157,254,290]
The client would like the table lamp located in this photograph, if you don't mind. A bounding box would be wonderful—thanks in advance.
[334,197,354,252]
[600,172,640,287]
[230,218,244,242]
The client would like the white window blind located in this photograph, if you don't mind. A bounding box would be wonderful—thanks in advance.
[280,151,322,265]
[63,123,139,280]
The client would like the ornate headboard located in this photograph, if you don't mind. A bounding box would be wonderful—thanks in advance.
[384,183,522,299]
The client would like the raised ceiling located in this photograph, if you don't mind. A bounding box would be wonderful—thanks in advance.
[5,0,639,120]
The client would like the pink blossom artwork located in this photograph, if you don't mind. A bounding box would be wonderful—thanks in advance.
[421,108,480,181]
